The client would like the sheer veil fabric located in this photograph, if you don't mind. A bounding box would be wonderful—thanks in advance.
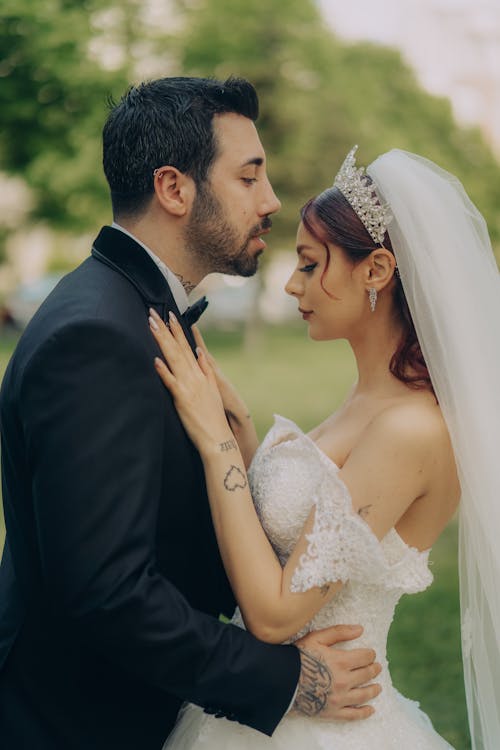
[368,151,500,749]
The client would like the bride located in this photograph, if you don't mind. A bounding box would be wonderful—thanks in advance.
[149,147,500,749]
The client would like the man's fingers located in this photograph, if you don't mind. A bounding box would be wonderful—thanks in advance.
[343,683,382,706]
[311,623,364,646]
[345,663,381,688]
[340,649,379,671]
[330,705,375,722]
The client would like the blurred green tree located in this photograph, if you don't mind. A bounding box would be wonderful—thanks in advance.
[174,0,500,244]
[0,0,130,231]
[1,0,499,248]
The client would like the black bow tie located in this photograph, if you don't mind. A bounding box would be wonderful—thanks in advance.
[181,296,209,327]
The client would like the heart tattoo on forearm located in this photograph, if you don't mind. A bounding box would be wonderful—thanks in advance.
[223,465,248,492]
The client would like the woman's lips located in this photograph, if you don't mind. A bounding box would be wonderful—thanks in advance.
[298,307,313,320]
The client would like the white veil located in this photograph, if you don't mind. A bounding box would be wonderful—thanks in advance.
[367,150,500,749]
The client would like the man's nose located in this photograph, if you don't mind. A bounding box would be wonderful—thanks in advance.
[260,178,281,216]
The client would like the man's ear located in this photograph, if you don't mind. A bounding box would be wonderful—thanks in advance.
[153,166,195,217]
[363,248,397,292]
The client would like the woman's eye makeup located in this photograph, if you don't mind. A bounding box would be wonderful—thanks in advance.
[299,262,318,273]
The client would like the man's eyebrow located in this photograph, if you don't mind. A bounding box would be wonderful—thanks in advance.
[240,157,264,168]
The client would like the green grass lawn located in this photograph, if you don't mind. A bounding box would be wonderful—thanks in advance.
[0,324,469,747]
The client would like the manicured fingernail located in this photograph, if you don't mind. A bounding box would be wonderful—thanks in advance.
[149,316,159,331]
[169,311,177,324]
[149,307,159,318]
[196,346,203,357]
[154,357,163,368]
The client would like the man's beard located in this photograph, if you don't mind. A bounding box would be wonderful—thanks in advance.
[184,182,272,277]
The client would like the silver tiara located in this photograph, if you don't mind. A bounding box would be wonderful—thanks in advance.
[333,145,392,245]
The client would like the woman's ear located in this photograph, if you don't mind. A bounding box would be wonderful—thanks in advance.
[364,247,397,292]
[153,166,195,217]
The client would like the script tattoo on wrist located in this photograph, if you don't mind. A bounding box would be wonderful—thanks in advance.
[220,439,238,452]
[223,465,248,492]
[293,648,332,717]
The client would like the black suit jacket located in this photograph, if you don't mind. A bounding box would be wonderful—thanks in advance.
[0,227,300,750]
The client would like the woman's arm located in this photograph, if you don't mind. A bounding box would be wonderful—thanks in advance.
[193,325,259,468]
[150,310,436,643]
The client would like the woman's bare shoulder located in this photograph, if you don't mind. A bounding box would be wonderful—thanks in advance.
[370,393,450,453]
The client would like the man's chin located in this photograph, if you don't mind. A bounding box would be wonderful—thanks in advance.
[227,250,261,277]
[234,260,260,277]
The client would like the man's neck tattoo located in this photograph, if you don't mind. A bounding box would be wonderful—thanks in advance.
[174,273,196,295]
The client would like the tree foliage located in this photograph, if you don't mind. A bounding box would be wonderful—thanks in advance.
[0,0,127,230]
[174,0,500,244]
[1,0,499,247]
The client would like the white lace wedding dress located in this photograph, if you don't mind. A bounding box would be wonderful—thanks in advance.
[164,415,455,749]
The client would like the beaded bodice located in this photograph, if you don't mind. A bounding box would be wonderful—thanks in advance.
[165,415,454,750]
[234,415,433,695]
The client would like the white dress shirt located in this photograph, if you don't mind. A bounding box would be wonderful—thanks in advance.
[111,222,189,314]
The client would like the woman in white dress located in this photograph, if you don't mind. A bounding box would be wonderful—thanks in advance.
[149,148,500,749]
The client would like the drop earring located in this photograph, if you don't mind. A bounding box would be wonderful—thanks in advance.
[368,287,378,312]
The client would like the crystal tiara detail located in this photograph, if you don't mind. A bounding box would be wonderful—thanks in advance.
[333,145,392,245]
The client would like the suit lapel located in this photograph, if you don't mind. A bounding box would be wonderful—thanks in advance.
[91,226,196,351]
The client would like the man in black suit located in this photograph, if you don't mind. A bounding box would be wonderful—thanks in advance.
[0,77,380,749]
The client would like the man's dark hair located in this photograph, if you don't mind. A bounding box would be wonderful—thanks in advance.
[102,76,259,218]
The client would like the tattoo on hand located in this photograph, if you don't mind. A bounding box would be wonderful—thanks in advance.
[223,465,248,492]
[220,439,238,452]
[358,504,372,518]
[174,273,196,295]
[293,648,332,717]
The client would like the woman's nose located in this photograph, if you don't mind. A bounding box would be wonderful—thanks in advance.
[285,271,301,297]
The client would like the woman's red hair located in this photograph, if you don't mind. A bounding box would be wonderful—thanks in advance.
[301,188,432,391]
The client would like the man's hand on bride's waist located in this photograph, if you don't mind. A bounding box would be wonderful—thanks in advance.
[292,624,382,722]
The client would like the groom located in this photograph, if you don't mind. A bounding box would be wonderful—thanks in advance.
[0,77,380,749]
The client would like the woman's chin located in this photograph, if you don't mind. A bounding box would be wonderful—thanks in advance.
[307,324,338,342]
[307,326,326,341]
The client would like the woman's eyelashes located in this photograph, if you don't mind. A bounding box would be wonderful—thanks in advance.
[299,262,318,273]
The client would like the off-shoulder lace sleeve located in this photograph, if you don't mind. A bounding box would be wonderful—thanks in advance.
[290,470,432,594]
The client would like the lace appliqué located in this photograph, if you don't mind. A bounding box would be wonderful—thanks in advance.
[285,425,432,595]
[163,415,451,750]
